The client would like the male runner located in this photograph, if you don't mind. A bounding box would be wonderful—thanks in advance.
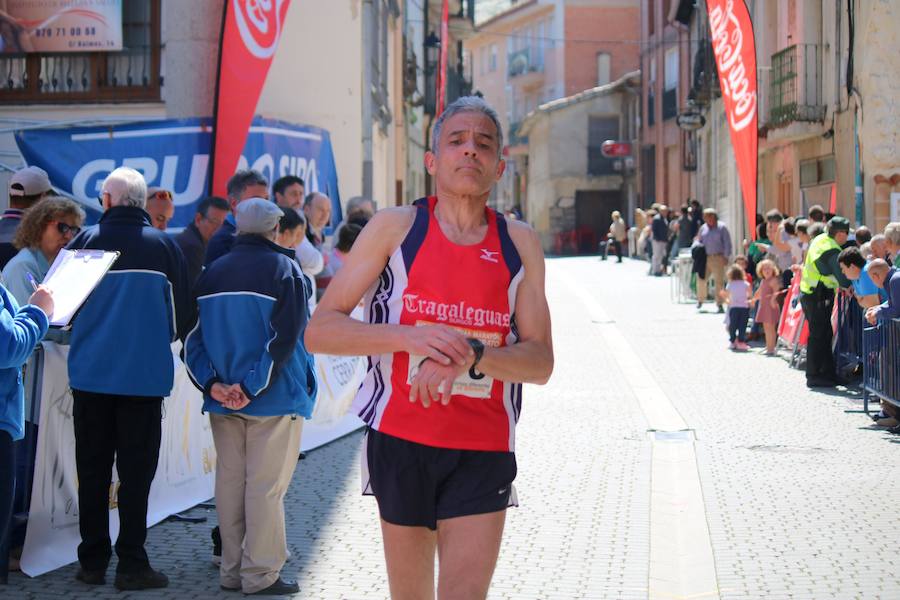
[306,96,553,599]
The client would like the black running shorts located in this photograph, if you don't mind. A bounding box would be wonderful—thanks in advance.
[363,428,518,530]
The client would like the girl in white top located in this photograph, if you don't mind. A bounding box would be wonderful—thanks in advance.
[720,265,752,351]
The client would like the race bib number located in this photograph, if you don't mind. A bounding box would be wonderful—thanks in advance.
[406,322,501,399]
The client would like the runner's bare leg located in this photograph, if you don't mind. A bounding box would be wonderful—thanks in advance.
[381,520,436,599]
[436,511,506,600]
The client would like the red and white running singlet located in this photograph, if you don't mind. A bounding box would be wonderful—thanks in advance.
[353,197,524,452]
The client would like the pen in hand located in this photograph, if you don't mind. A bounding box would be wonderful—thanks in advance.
[26,272,39,292]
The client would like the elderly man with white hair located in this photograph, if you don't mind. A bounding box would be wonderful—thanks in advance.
[884,222,900,264]
[65,166,190,591]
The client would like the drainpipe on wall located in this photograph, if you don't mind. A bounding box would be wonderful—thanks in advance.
[362,0,374,200]
[854,101,863,226]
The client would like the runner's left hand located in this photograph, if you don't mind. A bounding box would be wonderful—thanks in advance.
[410,358,470,407]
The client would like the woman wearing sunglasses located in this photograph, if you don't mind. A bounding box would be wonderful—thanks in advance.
[2,196,85,311]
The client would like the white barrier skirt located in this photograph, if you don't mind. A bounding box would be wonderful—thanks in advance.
[21,342,366,577]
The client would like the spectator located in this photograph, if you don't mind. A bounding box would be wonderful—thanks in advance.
[859,241,873,260]
[781,218,803,281]
[608,210,627,263]
[274,182,322,273]
[721,264,751,351]
[174,196,230,285]
[185,198,315,596]
[759,210,797,283]
[272,175,304,210]
[672,205,693,259]
[865,259,900,325]
[344,196,376,223]
[808,204,826,223]
[854,226,872,245]
[650,205,669,276]
[696,208,733,313]
[275,207,306,250]
[838,246,883,309]
[65,166,190,591]
[745,222,770,277]
[327,222,362,275]
[0,277,52,585]
[638,209,656,262]
[798,216,851,388]
[885,222,900,264]
[2,197,84,307]
[145,188,174,231]
[752,259,783,355]
[0,166,52,269]
[795,218,812,259]
[869,233,890,263]
[204,170,268,266]
[303,192,332,249]
[690,199,703,237]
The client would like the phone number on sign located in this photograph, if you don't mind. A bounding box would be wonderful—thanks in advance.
[34,26,99,38]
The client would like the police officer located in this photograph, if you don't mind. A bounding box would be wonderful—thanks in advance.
[799,216,851,387]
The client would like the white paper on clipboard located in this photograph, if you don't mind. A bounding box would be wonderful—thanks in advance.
[40,249,120,327]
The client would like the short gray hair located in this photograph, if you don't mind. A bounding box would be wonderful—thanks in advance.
[104,167,147,209]
[431,96,504,158]
[885,222,900,246]
[226,169,268,202]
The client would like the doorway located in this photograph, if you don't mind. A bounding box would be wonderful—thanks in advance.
[575,190,623,253]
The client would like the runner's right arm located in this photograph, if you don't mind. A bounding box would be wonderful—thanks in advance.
[305,208,472,367]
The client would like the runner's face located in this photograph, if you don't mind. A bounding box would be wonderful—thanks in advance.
[426,112,505,197]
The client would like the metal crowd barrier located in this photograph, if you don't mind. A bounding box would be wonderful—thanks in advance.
[862,319,900,415]
[833,292,864,375]
[670,251,695,304]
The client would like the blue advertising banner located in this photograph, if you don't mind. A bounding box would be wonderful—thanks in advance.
[14,116,342,229]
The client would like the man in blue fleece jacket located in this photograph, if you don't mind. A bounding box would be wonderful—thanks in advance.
[0,280,52,584]
[185,198,316,596]
[65,166,190,591]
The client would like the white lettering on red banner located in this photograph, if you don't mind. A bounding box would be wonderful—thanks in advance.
[709,0,756,132]
[402,294,511,329]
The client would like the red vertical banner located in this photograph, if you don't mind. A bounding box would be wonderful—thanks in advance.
[707,0,758,238]
[435,0,450,116]
[210,0,291,196]
[829,183,837,214]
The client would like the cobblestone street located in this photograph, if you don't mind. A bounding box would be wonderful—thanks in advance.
[6,256,900,599]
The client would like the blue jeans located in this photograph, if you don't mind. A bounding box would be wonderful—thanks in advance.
[728,307,750,342]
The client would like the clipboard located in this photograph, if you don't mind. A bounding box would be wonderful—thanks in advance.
[40,249,120,327]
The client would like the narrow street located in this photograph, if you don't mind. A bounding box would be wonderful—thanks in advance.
[7,256,899,600]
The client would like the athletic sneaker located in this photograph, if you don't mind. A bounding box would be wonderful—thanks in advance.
[735,342,750,351]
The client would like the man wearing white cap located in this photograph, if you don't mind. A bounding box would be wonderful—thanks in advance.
[185,198,316,596]
[1,166,52,269]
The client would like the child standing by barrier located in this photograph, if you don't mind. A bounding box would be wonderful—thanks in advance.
[721,265,752,351]
[752,259,783,355]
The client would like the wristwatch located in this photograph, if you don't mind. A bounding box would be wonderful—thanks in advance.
[466,337,485,368]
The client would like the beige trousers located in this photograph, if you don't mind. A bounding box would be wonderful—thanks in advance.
[697,253,728,305]
[210,413,302,593]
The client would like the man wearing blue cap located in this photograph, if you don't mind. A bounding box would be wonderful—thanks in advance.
[184,198,316,596]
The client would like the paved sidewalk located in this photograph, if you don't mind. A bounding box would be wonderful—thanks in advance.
[5,256,899,599]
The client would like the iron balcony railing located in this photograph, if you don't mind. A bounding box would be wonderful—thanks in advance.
[507,48,544,78]
[769,43,825,127]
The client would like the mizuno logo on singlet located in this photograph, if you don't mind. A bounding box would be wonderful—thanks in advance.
[480,249,499,263]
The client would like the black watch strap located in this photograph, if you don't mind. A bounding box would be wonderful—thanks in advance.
[466,337,485,367]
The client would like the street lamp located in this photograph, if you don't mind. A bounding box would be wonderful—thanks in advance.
[424,31,440,114]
